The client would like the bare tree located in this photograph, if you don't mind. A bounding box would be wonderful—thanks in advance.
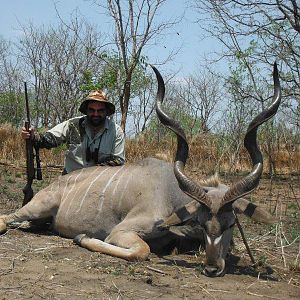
[0,38,23,126]
[91,0,180,133]
[129,76,156,135]
[151,69,222,140]
[182,71,221,134]
[193,0,300,176]
[18,19,106,127]
[194,0,300,128]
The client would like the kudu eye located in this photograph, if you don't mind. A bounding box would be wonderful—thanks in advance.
[204,210,213,221]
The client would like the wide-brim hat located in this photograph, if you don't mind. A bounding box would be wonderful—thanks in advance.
[79,90,115,116]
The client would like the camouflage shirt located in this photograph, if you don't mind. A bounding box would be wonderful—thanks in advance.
[34,116,125,173]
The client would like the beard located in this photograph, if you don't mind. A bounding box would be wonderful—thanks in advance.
[87,115,106,127]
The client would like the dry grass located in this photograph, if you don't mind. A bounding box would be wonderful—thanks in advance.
[273,144,300,175]
[0,124,24,165]
[0,124,299,176]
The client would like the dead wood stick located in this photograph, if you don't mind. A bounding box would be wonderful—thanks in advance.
[288,182,300,210]
[234,211,256,266]
[146,266,167,274]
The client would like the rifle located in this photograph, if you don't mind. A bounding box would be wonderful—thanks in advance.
[22,82,42,206]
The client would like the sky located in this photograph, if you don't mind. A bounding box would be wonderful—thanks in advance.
[0,0,221,78]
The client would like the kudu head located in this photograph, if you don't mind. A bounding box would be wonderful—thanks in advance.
[151,63,281,277]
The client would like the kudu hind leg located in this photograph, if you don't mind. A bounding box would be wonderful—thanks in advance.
[74,231,150,261]
[0,189,59,234]
[0,212,26,234]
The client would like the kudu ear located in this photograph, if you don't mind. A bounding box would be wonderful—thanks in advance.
[159,200,201,228]
[233,198,278,224]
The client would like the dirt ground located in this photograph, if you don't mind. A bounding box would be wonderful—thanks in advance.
[0,166,299,299]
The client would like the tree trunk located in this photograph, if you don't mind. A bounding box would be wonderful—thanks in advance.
[120,73,132,133]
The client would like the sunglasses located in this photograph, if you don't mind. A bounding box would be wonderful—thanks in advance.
[87,107,106,114]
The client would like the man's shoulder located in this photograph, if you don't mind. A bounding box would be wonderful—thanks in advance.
[62,116,86,129]
[106,117,118,128]
[56,116,85,134]
[68,116,85,124]
[107,118,123,133]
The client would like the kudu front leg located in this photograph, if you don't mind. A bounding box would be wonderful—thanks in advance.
[74,231,150,261]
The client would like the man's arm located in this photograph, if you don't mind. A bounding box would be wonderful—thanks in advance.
[33,120,71,149]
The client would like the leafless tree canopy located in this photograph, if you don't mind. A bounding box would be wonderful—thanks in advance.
[18,19,106,127]
[91,0,180,132]
[194,0,300,128]
[129,76,156,135]
[0,39,24,126]
[182,72,221,134]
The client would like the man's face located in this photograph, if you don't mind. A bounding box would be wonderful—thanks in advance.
[87,101,107,127]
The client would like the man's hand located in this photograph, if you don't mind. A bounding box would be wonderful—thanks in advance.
[98,156,124,166]
[21,127,35,140]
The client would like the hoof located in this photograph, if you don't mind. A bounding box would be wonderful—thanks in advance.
[73,234,87,245]
[0,219,7,234]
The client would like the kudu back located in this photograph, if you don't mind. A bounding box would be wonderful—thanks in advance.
[0,64,281,277]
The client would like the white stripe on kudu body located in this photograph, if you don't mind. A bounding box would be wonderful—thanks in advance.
[60,169,84,210]
[64,169,84,199]
[49,182,55,192]
[64,168,100,217]
[76,167,110,213]
[61,174,74,199]
[117,167,135,210]
[111,166,129,198]
[97,165,125,213]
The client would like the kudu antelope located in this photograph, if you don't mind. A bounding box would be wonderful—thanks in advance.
[0,64,281,277]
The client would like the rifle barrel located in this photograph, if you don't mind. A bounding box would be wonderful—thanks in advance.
[24,82,30,128]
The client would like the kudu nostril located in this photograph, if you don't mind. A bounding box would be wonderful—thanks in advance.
[204,265,219,276]
[204,265,226,277]
[205,265,218,272]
